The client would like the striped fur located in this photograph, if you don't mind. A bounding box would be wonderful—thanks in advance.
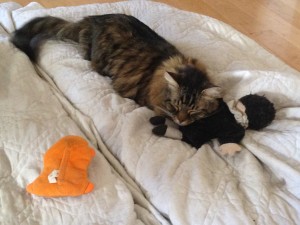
[11,14,222,125]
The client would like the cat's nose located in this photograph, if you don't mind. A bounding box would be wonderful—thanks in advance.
[177,120,189,126]
[175,111,189,126]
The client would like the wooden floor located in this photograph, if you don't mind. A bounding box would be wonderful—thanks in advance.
[2,0,300,72]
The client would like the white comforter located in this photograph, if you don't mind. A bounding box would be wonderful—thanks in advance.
[0,2,167,225]
[2,1,300,225]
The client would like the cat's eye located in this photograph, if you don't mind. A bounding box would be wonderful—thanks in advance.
[188,109,208,119]
[166,102,179,113]
[173,104,180,111]
[188,109,201,115]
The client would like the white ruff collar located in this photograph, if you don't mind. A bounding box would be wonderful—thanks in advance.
[226,100,249,128]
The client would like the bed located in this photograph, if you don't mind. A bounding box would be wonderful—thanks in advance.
[1,1,300,225]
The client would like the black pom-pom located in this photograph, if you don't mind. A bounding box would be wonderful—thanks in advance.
[239,94,275,130]
[152,125,167,136]
[149,116,166,125]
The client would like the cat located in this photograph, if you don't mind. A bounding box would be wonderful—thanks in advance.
[11,14,222,125]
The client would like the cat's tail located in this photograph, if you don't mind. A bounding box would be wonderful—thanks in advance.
[11,16,88,62]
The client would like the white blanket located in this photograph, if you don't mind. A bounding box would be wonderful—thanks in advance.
[0,2,167,225]
[4,1,300,225]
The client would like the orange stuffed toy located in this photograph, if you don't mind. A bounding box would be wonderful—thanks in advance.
[27,136,95,197]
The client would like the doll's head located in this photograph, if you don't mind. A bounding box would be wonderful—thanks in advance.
[239,94,275,130]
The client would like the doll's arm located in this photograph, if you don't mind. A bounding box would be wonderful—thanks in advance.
[150,116,182,140]
[219,143,241,156]
[218,128,245,156]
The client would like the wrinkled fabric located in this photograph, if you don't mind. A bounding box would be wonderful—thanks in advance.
[2,1,300,225]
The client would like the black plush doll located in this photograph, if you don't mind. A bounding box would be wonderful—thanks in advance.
[150,94,275,155]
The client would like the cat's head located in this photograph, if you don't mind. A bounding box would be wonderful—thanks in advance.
[158,68,222,126]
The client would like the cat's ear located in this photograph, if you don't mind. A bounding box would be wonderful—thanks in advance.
[164,72,179,91]
[201,86,223,98]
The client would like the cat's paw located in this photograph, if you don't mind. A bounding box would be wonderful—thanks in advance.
[219,143,241,156]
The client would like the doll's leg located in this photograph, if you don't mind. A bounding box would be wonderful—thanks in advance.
[150,116,178,128]
[152,125,183,140]
[150,116,182,139]
[149,116,166,125]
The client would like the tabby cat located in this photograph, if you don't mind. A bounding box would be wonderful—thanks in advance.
[11,14,222,125]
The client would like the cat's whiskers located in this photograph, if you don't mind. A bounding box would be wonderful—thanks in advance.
[156,106,174,118]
